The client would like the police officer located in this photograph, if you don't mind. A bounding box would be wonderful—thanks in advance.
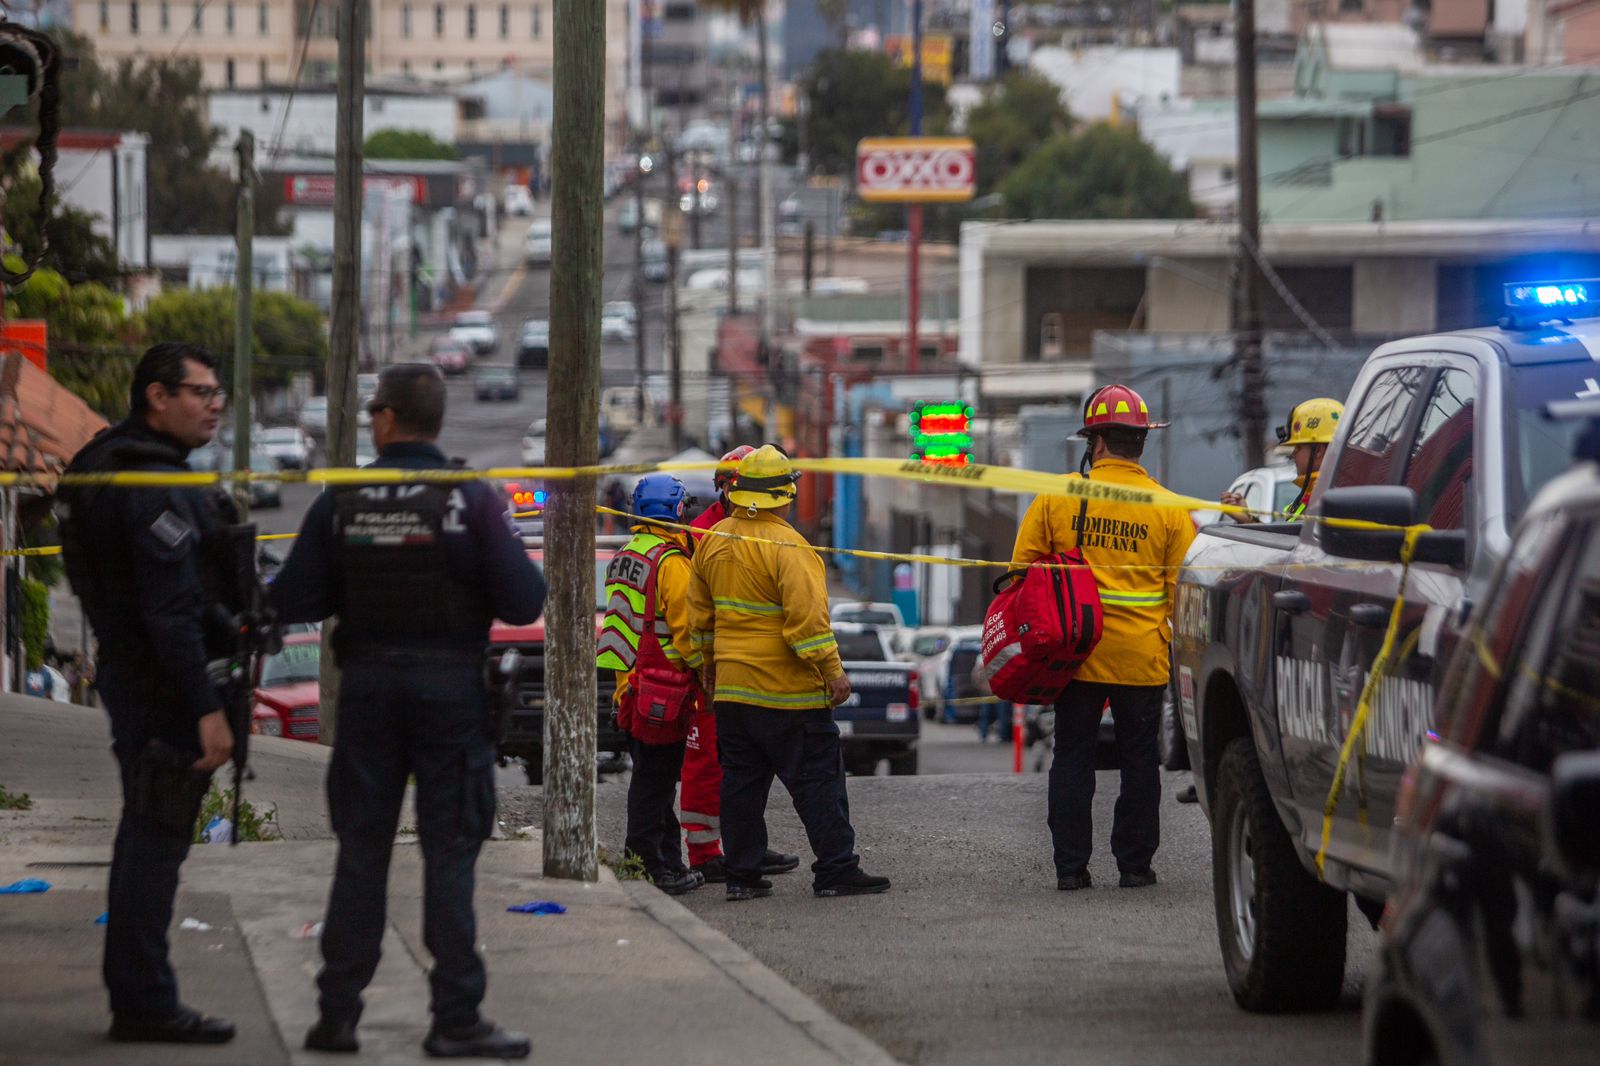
[687,445,890,901]
[683,444,800,884]
[59,342,237,1045]
[270,365,546,1058]
[598,475,705,895]
[1222,397,1344,523]
[1011,385,1195,890]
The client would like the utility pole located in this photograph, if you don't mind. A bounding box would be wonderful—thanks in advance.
[321,0,366,747]
[232,129,256,519]
[906,0,924,376]
[726,81,739,316]
[633,150,649,425]
[544,0,605,882]
[664,144,684,450]
[1233,0,1268,469]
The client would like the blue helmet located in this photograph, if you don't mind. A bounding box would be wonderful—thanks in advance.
[631,475,689,523]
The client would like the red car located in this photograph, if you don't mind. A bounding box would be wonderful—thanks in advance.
[252,632,322,741]
[428,337,472,376]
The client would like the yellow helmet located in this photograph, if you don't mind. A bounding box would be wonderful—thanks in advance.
[1277,398,1344,447]
[726,444,800,510]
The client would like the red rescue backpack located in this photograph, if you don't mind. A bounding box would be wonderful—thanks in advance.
[978,497,1103,704]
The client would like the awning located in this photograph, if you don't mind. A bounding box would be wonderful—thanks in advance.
[0,353,108,478]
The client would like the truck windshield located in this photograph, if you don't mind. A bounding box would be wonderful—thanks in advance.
[1504,361,1596,521]
[835,630,887,660]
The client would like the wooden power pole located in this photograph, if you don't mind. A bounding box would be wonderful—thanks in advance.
[544,0,605,881]
[321,0,366,746]
[232,129,256,519]
[1233,0,1268,469]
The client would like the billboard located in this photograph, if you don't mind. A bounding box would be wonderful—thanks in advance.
[856,137,976,204]
[884,34,954,86]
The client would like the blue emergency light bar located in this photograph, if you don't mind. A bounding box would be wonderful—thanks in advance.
[1505,280,1599,313]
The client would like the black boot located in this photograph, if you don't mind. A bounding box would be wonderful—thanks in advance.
[305,1016,360,1053]
[1118,867,1158,888]
[726,877,773,901]
[110,1006,235,1044]
[1176,783,1198,804]
[422,1020,531,1060]
[814,868,891,897]
[761,848,801,875]
[692,856,728,883]
[1057,870,1093,891]
[652,867,705,896]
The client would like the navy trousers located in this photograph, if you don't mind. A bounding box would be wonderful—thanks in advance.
[714,702,859,890]
[1048,681,1164,878]
[317,658,495,1031]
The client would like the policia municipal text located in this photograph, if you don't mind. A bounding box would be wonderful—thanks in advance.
[271,365,547,1058]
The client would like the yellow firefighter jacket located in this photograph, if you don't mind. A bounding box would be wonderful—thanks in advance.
[1010,458,1196,687]
[687,509,844,710]
[608,525,700,707]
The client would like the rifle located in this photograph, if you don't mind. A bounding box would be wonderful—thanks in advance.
[206,521,282,845]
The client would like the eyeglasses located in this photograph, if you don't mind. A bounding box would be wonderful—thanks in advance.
[366,401,390,417]
[172,382,228,405]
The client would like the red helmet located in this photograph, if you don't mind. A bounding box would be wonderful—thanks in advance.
[716,445,757,492]
[1078,384,1169,437]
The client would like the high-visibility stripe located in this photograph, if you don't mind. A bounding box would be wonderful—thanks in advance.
[716,684,829,708]
[607,587,646,614]
[684,828,720,844]
[714,597,783,615]
[1098,590,1167,606]
[691,630,714,648]
[790,632,837,654]
[680,810,720,827]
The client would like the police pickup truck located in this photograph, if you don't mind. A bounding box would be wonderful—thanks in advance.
[1172,279,1600,1012]
[832,622,921,775]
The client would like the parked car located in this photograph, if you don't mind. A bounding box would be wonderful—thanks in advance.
[189,445,282,509]
[252,633,321,740]
[618,197,662,235]
[830,601,906,630]
[600,304,635,343]
[298,396,328,442]
[257,425,312,470]
[1362,413,1600,1066]
[889,626,953,720]
[518,319,550,370]
[520,420,547,466]
[474,365,520,402]
[832,622,920,775]
[641,237,669,283]
[428,337,472,376]
[1189,460,1300,527]
[448,310,499,355]
[524,218,553,266]
[504,183,534,216]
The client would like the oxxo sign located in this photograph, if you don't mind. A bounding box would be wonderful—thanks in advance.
[856,137,976,203]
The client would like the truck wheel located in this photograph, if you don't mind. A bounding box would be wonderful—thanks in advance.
[923,699,940,722]
[888,750,919,776]
[1212,738,1346,1012]
[1159,689,1190,771]
[523,755,544,787]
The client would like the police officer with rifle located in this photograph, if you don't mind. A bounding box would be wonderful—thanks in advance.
[270,364,545,1059]
[59,343,258,1046]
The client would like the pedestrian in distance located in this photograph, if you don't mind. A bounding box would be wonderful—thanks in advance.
[683,443,802,884]
[599,475,714,895]
[1011,385,1196,891]
[57,342,239,1045]
[688,445,891,901]
[270,364,547,1059]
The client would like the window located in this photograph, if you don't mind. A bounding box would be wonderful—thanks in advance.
[160,1,169,30]
[225,58,236,86]
[192,1,202,29]
[834,630,887,660]
[1329,366,1428,491]
[663,1,695,17]
[259,1,268,33]
[467,3,476,36]
[226,1,235,32]
[99,0,109,30]
[401,58,412,73]
[530,2,540,37]
[258,57,268,83]
[499,2,508,37]
[1403,368,1475,531]
[130,0,140,33]
[851,344,885,363]
[401,2,411,36]
[435,58,444,70]
[434,2,444,35]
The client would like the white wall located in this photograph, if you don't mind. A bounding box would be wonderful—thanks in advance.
[209,90,458,163]
[1029,46,1181,121]
[50,137,149,269]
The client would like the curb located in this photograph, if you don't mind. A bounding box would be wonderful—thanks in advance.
[616,879,902,1066]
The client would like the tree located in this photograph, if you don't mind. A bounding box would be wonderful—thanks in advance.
[364,129,457,161]
[4,262,146,418]
[800,49,950,176]
[964,71,1073,199]
[996,123,1195,221]
[141,287,329,392]
[0,160,122,286]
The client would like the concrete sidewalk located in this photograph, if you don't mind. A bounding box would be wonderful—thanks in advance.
[0,696,898,1066]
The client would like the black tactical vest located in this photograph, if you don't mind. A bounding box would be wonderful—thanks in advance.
[330,482,488,639]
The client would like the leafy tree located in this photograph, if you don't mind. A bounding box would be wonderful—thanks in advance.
[996,123,1195,221]
[364,129,457,161]
[799,49,950,176]
[141,287,329,392]
[0,160,121,285]
[3,262,145,418]
[964,70,1073,198]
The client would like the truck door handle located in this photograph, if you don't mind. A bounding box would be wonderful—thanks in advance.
[1273,591,1311,615]
[1350,603,1391,629]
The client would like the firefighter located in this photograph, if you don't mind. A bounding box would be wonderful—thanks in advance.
[597,475,706,896]
[683,444,801,884]
[1012,385,1196,891]
[688,445,890,901]
[1222,397,1343,523]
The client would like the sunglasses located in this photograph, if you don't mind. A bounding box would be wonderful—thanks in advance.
[366,401,390,417]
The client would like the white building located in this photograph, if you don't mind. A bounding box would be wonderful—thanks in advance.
[1028,46,1182,120]
[0,128,150,270]
[209,85,460,165]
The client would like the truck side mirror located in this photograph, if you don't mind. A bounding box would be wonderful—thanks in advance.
[1320,486,1416,561]
[1551,751,1600,874]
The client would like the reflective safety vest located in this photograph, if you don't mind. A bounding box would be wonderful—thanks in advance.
[597,532,686,673]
